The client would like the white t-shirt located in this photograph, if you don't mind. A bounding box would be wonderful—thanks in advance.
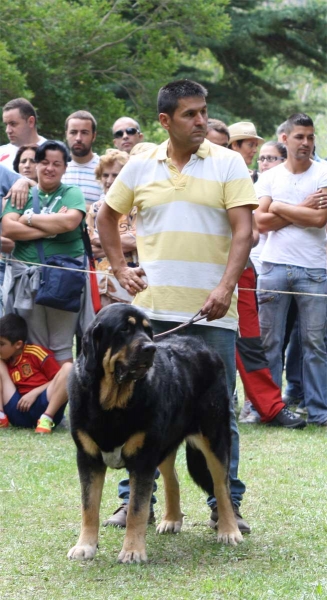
[0,136,47,171]
[256,161,327,269]
[61,154,102,204]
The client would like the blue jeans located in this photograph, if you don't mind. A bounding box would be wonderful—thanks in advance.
[258,263,327,424]
[118,320,246,509]
[284,316,304,402]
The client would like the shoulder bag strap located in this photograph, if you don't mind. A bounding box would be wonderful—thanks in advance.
[32,187,46,264]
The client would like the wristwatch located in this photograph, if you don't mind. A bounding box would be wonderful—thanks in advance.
[27,213,33,226]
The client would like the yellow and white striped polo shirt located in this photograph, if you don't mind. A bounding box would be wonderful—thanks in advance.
[106,138,258,330]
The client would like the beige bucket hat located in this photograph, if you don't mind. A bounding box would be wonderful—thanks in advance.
[228,121,264,144]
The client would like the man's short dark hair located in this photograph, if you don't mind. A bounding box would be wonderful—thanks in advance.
[35,140,71,165]
[157,80,208,117]
[2,98,37,124]
[65,110,97,134]
[207,118,230,140]
[0,314,28,344]
[284,113,314,135]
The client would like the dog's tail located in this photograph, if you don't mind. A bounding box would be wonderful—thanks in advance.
[186,443,214,496]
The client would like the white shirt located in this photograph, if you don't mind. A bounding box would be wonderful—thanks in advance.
[256,161,327,269]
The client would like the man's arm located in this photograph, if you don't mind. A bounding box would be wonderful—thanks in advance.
[270,187,327,228]
[4,178,36,210]
[254,196,290,233]
[201,205,253,321]
[97,202,146,295]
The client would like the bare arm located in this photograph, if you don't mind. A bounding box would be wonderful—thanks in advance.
[254,196,290,233]
[97,202,146,295]
[201,205,254,321]
[270,187,327,228]
[2,213,49,241]
[3,178,36,210]
[19,209,84,235]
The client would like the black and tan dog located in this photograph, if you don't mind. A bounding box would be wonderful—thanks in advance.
[67,304,243,564]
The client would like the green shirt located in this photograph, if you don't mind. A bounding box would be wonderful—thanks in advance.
[2,184,86,264]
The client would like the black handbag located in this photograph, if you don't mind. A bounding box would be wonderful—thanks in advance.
[31,187,87,312]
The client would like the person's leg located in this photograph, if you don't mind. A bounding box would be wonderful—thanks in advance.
[36,363,72,428]
[294,266,327,425]
[258,263,291,389]
[284,315,304,404]
[46,307,79,364]
[0,359,17,426]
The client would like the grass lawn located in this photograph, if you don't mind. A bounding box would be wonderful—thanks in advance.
[1,387,327,600]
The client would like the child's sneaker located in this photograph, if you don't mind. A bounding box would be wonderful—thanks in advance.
[0,414,9,428]
[35,415,54,434]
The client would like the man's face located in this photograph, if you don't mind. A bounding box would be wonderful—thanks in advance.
[66,118,96,158]
[206,129,229,147]
[112,118,143,153]
[159,97,208,149]
[283,125,315,161]
[3,109,35,147]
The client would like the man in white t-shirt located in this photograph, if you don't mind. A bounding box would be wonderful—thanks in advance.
[62,110,102,208]
[0,98,46,170]
[255,112,327,426]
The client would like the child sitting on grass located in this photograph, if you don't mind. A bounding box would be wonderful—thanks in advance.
[0,313,71,433]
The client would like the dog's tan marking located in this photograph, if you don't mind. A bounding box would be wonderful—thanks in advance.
[123,432,146,457]
[118,473,151,563]
[100,347,135,410]
[76,430,100,458]
[187,434,242,545]
[128,316,136,325]
[157,450,184,533]
[142,318,150,328]
[68,469,106,560]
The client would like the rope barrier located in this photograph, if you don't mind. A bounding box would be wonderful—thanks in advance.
[3,256,327,298]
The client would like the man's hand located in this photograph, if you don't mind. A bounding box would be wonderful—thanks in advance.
[201,284,234,321]
[300,189,327,210]
[17,390,39,412]
[114,266,147,296]
[4,179,33,210]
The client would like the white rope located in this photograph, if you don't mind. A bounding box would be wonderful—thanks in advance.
[4,256,327,298]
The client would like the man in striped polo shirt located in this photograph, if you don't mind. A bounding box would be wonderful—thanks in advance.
[97,80,258,533]
[62,110,102,208]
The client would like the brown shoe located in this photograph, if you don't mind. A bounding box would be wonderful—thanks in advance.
[103,504,155,528]
[209,504,251,534]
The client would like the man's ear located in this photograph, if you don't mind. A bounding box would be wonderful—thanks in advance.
[281,133,288,144]
[15,340,24,352]
[27,116,36,129]
[92,131,97,144]
[159,113,170,132]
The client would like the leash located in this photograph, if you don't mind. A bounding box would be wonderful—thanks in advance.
[153,309,208,340]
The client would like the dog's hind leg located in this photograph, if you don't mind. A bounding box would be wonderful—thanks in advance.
[187,435,243,546]
[118,471,155,564]
[156,450,184,534]
[68,449,106,561]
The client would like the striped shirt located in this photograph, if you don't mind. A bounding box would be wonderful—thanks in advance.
[62,154,102,204]
[106,139,258,330]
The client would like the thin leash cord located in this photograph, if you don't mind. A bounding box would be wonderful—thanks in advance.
[153,310,208,340]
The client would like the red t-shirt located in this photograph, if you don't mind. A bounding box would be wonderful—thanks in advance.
[7,344,60,394]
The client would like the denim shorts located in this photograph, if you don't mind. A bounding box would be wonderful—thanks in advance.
[4,389,66,428]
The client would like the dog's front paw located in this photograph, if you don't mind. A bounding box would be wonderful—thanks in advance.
[156,518,183,534]
[67,543,98,560]
[118,548,147,564]
[217,528,243,546]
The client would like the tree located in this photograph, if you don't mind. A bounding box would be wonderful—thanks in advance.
[0,0,230,151]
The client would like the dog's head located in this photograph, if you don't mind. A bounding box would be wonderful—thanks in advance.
[82,304,156,384]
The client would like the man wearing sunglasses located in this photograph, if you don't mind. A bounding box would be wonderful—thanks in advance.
[112,117,143,154]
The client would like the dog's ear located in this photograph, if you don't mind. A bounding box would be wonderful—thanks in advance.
[82,322,103,373]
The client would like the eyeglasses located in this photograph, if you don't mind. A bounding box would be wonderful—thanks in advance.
[257,156,284,163]
[113,127,140,139]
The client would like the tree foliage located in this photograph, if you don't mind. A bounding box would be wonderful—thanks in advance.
[0,0,326,153]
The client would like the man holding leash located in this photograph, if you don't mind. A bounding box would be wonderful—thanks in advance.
[97,79,258,532]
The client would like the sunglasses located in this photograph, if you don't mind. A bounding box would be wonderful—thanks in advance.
[257,156,285,163]
[113,127,139,139]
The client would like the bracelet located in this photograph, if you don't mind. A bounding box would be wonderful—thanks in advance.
[27,213,33,226]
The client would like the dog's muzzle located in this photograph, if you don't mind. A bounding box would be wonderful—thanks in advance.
[115,342,156,384]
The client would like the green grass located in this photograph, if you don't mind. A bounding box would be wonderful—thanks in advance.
[1,392,327,600]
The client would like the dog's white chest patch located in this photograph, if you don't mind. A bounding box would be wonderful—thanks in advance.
[102,446,125,469]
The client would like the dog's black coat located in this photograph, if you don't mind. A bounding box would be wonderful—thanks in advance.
[68,304,239,563]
